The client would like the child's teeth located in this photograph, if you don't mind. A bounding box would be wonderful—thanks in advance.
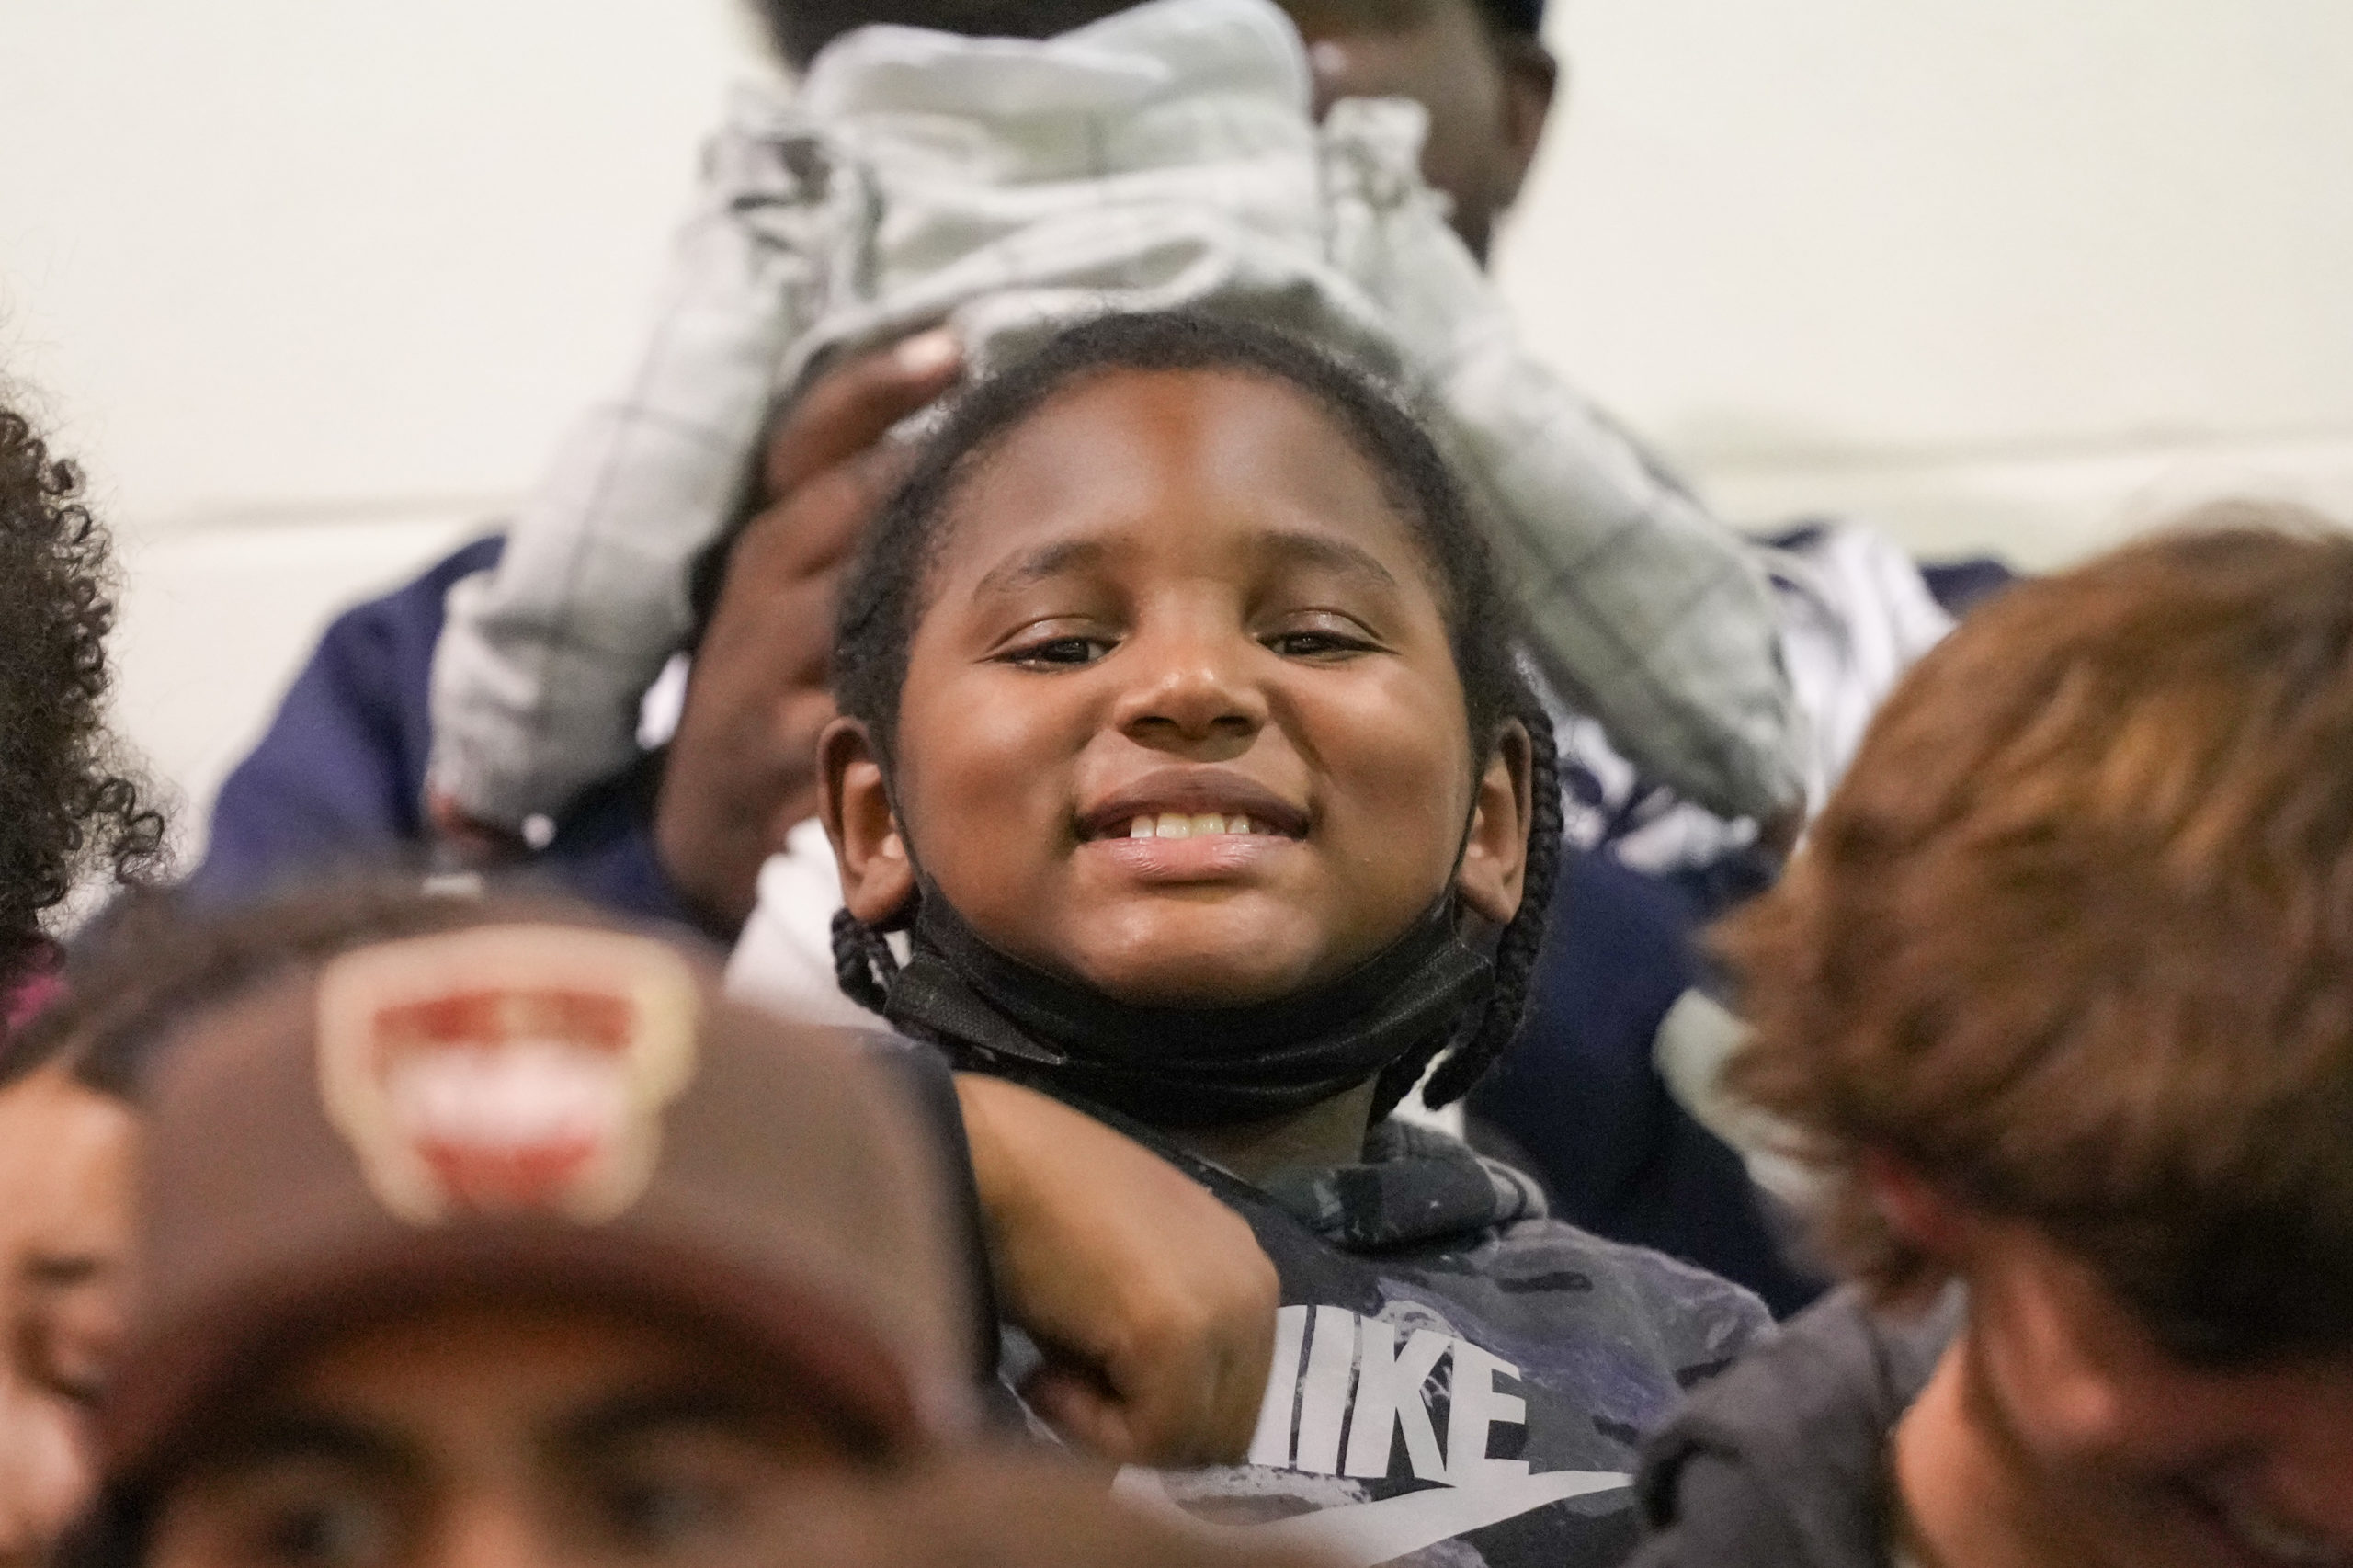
[1118,811,1269,839]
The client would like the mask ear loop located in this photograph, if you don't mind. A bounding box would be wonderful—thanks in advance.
[1417,699,1563,1112]
[831,768,924,1016]
[1364,720,1518,1120]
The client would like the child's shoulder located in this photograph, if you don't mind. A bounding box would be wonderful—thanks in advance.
[1262,1119,1771,1372]
[1426,1122,1773,1369]
[1485,1205,1775,1371]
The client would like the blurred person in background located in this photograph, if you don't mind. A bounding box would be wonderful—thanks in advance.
[0,391,162,1568]
[422,0,1791,869]
[1632,514,2353,1568]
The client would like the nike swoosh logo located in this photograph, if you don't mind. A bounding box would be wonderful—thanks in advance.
[1114,1468,1633,1568]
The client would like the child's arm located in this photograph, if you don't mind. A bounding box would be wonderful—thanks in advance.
[1323,100,1802,827]
[957,1074,1280,1467]
[427,89,847,834]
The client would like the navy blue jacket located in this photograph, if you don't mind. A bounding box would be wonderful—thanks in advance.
[191,536,698,928]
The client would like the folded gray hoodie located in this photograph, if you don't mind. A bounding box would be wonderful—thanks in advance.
[427,0,1799,834]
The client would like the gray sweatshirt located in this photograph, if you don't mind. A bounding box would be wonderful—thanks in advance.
[1627,1286,1963,1568]
[1111,1119,1773,1568]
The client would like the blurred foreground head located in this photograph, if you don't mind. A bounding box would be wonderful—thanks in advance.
[41,885,979,1568]
[1719,508,2353,1565]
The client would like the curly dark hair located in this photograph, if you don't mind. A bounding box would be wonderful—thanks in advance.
[827,311,1563,1119]
[0,402,165,995]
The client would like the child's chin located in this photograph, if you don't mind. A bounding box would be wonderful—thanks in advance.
[1074,928,1326,1010]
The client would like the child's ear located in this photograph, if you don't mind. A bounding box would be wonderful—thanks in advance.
[1456,719,1533,926]
[817,716,916,926]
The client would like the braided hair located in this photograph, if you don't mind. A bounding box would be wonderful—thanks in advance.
[830,311,1563,1114]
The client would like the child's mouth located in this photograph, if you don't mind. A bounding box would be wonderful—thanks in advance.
[1112,812,1284,840]
[1074,768,1312,846]
[1084,819,1295,881]
[1075,773,1310,881]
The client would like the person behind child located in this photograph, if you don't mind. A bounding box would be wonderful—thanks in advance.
[1631,512,2353,1568]
[425,0,1797,866]
[188,0,1813,1308]
[44,892,1327,1568]
[815,311,1769,1567]
[195,0,1583,927]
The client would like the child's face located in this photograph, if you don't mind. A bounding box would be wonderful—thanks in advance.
[824,368,1528,1008]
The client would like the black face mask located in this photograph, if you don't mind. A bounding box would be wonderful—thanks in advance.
[872,888,1495,1128]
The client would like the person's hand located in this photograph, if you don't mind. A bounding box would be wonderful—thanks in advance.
[422,786,529,865]
[955,1075,1280,1468]
[655,331,963,931]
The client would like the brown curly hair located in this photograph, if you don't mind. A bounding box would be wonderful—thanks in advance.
[1717,506,2353,1362]
[0,401,165,994]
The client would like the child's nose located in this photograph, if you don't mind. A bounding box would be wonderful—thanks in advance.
[1111,632,1268,754]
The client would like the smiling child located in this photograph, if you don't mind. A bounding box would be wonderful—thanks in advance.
[818,312,1768,1568]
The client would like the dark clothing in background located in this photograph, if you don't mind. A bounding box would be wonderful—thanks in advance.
[1627,1287,1963,1568]
[189,536,696,928]
[1470,850,1824,1318]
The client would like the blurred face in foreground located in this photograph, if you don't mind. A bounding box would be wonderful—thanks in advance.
[1898,1217,2353,1568]
[0,1066,135,1568]
[149,1304,865,1568]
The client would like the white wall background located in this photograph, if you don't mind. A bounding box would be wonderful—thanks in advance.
[4,0,2350,854]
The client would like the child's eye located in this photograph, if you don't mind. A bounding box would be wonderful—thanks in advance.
[1265,628,1378,660]
[1003,634,1115,668]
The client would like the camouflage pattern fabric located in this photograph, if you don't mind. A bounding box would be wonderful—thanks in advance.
[1111,1118,1773,1568]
